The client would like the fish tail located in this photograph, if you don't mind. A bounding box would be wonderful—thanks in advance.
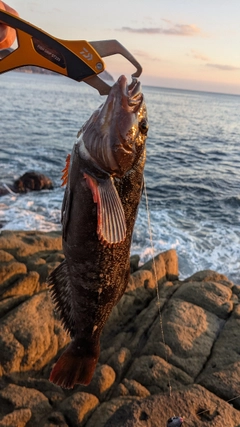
[49,337,100,389]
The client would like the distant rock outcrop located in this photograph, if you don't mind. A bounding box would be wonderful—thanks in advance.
[0,171,53,196]
[0,230,239,426]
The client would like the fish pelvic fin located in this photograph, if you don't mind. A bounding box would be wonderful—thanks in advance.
[47,259,75,336]
[84,173,126,246]
[61,154,71,187]
[49,338,100,389]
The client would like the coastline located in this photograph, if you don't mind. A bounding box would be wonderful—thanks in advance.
[0,230,239,426]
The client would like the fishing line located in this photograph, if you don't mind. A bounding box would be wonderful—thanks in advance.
[143,176,172,397]
[196,393,240,417]
[143,178,240,422]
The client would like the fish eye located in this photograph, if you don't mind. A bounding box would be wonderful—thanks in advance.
[139,120,149,134]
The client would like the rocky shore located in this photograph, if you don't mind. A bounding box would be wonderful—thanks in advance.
[0,230,239,427]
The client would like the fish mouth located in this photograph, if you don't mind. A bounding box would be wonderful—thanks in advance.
[118,75,143,111]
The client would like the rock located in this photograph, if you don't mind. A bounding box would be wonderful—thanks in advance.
[126,355,192,394]
[85,397,140,427]
[59,392,99,426]
[130,255,140,273]
[184,269,233,288]
[0,295,29,319]
[143,298,223,378]
[1,271,39,299]
[140,249,178,283]
[0,261,27,292]
[0,384,52,426]
[197,304,240,409]
[173,279,233,319]
[0,230,62,262]
[103,384,240,427]
[0,250,14,263]
[13,171,53,193]
[0,409,32,427]
[0,231,239,426]
[77,364,116,401]
[115,379,150,398]
[41,411,68,427]
[0,172,53,197]
[0,291,67,376]
[108,347,131,379]
[127,269,154,292]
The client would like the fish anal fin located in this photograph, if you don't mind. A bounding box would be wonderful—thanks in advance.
[61,154,71,187]
[47,259,75,336]
[84,173,126,246]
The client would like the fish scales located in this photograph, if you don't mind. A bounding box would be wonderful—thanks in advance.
[47,75,148,388]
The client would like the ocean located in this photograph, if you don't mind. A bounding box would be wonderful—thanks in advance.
[0,72,240,283]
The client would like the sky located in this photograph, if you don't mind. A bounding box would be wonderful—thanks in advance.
[5,0,240,94]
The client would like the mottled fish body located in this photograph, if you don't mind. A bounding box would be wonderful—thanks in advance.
[47,75,148,388]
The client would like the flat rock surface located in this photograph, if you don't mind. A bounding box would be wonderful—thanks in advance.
[0,231,239,426]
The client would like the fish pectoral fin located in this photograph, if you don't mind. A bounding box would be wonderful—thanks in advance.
[47,259,75,336]
[61,154,71,187]
[84,173,126,246]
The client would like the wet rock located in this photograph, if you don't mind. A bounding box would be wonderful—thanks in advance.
[13,171,53,193]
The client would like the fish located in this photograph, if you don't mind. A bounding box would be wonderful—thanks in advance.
[47,75,148,389]
[167,416,184,427]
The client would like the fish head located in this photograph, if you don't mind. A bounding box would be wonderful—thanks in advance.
[80,75,148,177]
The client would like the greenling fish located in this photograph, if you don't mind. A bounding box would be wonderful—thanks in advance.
[47,75,148,389]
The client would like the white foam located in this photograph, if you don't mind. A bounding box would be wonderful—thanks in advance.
[0,191,62,232]
[1,192,239,284]
[132,206,240,284]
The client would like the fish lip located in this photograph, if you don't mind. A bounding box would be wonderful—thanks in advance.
[117,75,143,110]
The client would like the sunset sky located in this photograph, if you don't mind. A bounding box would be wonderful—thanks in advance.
[5,0,240,94]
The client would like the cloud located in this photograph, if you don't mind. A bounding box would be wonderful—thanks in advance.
[132,49,161,61]
[206,63,240,71]
[189,49,209,61]
[119,23,202,37]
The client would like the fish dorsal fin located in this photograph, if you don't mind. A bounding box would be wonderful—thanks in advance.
[61,154,71,187]
[84,173,126,246]
[47,259,75,337]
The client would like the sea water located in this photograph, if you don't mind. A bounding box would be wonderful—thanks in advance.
[0,72,240,283]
